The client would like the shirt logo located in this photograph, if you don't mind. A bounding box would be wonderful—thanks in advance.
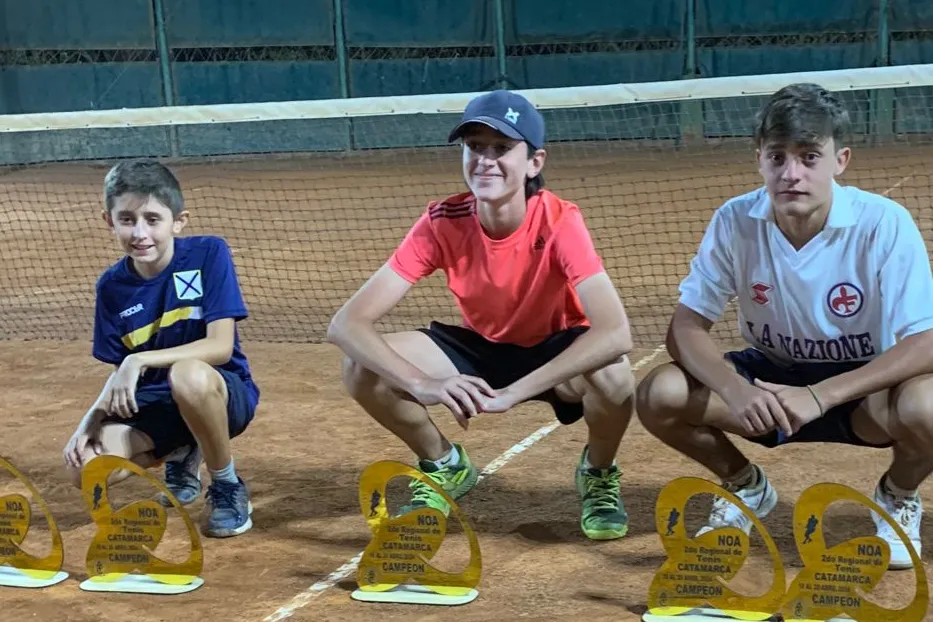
[751,282,772,305]
[533,235,546,251]
[505,107,520,124]
[173,270,203,301]
[119,303,144,318]
[827,282,863,318]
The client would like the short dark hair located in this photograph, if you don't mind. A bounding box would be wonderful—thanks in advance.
[104,159,184,215]
[754,83,850,148]
[525,143,545,199]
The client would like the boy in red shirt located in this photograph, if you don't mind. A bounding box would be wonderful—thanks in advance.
[328,90,636,540]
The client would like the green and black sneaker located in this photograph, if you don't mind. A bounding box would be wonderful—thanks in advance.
[575,446,629,540]
[398,443,478,517]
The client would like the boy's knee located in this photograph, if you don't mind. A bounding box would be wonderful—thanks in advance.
[341,354,385,397]
[168,359,224,405]
[635,363,692,428]
[582,359,635,406]
[891,377,933,442]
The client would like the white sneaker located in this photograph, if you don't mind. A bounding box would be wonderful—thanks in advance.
[697,465,778,537]
[872,478,922,570]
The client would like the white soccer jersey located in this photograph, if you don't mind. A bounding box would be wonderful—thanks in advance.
[679,181,933,364]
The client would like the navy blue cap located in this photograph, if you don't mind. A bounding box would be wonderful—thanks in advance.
[448,90,545,149]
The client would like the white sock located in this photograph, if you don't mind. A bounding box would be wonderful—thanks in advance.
[431,445,460,469]
[723,463,759,491]
[208,459,238,485]
[883,474,918,499]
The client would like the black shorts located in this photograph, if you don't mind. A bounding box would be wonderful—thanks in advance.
[725,347,890,449]
[102,367,256,460]
[418,321,589,424]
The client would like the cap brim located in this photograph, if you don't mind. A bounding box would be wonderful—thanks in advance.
[447,116,525,144]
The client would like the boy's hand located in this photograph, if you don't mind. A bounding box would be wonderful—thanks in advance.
[64,417,104,468]
[720,379,793,437]
[105,355,146,418]
[408,375,495,430]
[478,387,520,414]
[753,379,823,433]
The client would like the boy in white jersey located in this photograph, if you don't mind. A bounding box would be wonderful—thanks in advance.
[635,83,933,570]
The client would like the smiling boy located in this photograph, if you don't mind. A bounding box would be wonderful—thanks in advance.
[63,159,258,538]
[328,90,636,540]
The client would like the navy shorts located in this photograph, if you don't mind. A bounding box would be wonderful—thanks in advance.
[418,321,589,425]
[102,367,256,460]
[725,347,890,448]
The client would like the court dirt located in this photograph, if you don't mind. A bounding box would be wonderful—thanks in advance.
[0,139,931,620]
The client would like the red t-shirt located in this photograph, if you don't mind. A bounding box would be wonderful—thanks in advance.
[389,189,604,347]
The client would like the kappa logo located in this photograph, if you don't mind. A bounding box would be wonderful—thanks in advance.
[827,282,863,318]
[751,282,772,305]
[173,270,203,301]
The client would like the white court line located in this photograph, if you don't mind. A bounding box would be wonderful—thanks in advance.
[882,174,912,196]
[261,343,667,622]
[263,170,923,621]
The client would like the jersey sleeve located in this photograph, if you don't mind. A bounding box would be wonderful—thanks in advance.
[388,210,442,283]
[878,207,933,340]
[678,205,737,322]
[201,238,249,324]
[551,208,604,284]
[92,276,129,365]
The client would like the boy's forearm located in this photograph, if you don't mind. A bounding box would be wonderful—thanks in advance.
[328,317,430,393]
[78,406,107,430]
[815,330,933,409]
[80,371,117,429]
[667,322,743,399]
[132,337,233,369]
[506,326,630,402]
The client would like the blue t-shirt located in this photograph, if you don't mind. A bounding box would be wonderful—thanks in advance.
[92,235,259,410]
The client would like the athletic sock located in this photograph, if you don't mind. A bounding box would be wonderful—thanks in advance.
[431,445,460,470]
[883,473,918,499]
[209,459,238,485]
[723,463,759,491]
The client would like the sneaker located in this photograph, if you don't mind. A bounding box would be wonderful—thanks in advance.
[158,445,202,507]
[575,448,628,540]
[697,464,778,537]
[202,477,253,538]
[398,443,478,517]
[872,477,922,570]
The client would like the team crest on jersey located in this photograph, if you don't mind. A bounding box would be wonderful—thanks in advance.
[827,282,863,318]
[750,282,772,305]
[173,270,203,301]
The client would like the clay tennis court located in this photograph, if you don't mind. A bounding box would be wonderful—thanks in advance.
[1,137,931,621]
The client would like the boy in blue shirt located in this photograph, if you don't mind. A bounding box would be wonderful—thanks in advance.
[62,159,257,538]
